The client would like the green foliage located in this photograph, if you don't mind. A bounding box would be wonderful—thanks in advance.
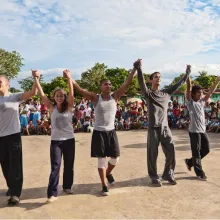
[194,71,219,89]
[164,73,187,92]
[16,64,152,97]
[0,48,24,79]
[9,87,22,93]
[106,68,141,95]
[80,63,107,94]
[118,100,124,107]
[18,75,44,91]
[42,77,68,97]
[164,70,220,93]
[106,68,128,90]
[144,74,151,89]
[106,68,150,96]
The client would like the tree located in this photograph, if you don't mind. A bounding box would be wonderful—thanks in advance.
[9,87,22,93]
[18,75,44,91]
[42,76,69,97]
[164,73,188,92]
[193,71,219,89]
[79,63,107,93]
[143,73,151,89]
[106,68,128,91]
[0,48,24,79]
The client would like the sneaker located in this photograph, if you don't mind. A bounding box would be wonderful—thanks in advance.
[7,196,20,206]
[198,174,207,181]
[162,176,177,185]
[152,179,162,187]
[101,186,109,196]
[46,196,58,203]
[185,159,191,171]
[6,189,11,197]
[63,189,73,194]
[106,174,115,186]
[167,177,177,185]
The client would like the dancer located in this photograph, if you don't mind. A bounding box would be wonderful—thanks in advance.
[33,69,75,203]
[135,59,191,187]
[70,64,137,195]
[185,75,220,180]
[0,74,38,205]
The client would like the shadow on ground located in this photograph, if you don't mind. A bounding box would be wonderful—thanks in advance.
[122,140,220,151]
[0,170,190,211]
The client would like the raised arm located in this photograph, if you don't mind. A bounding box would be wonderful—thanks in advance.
[113,67,136,101]
[21,75,38,100]
[186,76,192,101]
[63,69,74,110]
[204,76,220,102]
[164,65,191,95]
[134,59,149,98]
[71,79,97,103]
[32,70,53,111]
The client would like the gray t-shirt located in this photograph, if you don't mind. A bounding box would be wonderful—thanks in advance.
[143,90,171,128]
[186,98,206,133]
[0,92,23,137]
[50,107,74,141]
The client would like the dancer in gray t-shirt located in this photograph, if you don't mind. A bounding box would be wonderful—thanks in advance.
[185,75,220,180]
[0,73,38,205]
[135,59,191,187]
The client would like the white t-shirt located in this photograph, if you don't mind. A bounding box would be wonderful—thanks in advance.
[84,107,92,117]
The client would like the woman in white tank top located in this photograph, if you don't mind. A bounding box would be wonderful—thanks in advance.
[33,69,75,203]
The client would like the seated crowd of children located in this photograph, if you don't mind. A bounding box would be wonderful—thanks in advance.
[19,98,220,135]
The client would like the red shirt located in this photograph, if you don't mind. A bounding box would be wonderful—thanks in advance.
[173,108,181,118]
[74,110,83,120]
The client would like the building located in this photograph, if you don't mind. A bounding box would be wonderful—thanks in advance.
[203,89,220,103]
[171,90,185,104]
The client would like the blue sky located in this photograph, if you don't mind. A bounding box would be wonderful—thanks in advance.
[0,0,220,89]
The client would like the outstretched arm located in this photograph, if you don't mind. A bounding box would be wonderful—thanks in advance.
[164,65,191,94]
[135,59,149,98]
[204,76,220,102]
[63,69,74,110]
[71,79,97,103]
[186,76,192,101]
[32,70,53,111]
[21,76,38,100]
[113,68,136,101]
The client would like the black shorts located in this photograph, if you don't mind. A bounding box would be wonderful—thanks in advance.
[91,130,120,158]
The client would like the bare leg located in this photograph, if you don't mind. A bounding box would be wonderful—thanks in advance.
[98,168,107,186]
[106,162,116,176]
[25,128,30,136]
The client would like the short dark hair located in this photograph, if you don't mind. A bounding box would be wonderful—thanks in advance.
[191,85,203,95]
[150,72,160,80]
[100,79,110,86]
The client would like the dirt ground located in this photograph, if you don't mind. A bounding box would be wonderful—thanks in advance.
[0,130,220,219]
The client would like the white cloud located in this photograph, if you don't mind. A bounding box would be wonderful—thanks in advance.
[0,0,219,89]
[212,0,220,6]
[10,67,83,89]
[193,1,208,8]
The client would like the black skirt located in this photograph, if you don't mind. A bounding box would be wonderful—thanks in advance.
[91,130,120,158]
